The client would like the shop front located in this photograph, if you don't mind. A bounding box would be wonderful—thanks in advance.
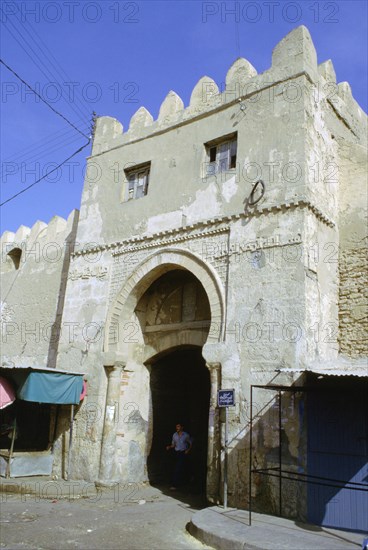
[0,366,85,478]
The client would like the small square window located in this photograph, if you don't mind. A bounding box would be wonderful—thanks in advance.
[124,163,150,201]
[205,134,237,176]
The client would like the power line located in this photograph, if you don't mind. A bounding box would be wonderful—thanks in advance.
[3,124,90,161]
[0,22,93,208]
[3,10,91,122]
[0,141,91,207]
[1,13,91,125]
[1,59,90,140]
[18,133,87,166]
[3,124,90,165]
[7,133,87,167]
[1,21,89,127]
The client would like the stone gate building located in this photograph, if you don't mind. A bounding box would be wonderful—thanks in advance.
[1,27,367,531]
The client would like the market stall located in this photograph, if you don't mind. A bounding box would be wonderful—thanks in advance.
[0,366,85,478]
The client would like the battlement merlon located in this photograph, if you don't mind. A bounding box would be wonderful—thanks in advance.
[0,210,79,265]
[91,26,367,157]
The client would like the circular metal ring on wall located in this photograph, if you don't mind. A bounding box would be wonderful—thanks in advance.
[247,180,265,206]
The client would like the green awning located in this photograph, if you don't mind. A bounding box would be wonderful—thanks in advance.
[17,371,83,405]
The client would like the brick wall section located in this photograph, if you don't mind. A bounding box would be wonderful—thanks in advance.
[339,245,368,356]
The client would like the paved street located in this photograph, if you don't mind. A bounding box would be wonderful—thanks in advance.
[0,484,213,550]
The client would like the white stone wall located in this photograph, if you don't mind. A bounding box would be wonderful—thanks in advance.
[1,25,361,515]
[1,211,79,369]
[54,27,366,504]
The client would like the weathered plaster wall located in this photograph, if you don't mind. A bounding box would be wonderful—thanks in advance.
[79,28,320,246]
[1,24,366,518]
[0,211,80,479]
[1,211,79,368]
[54,247,111,480]
[50,25,367,516]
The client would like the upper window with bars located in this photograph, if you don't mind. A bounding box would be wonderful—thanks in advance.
[205,134,237,176]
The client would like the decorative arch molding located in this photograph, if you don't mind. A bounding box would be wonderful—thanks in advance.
[104,248,226,354]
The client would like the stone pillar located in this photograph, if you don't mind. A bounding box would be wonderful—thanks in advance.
[206,362,221,503]
[98,361,124,484]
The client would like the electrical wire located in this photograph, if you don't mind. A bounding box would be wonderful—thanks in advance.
[0,21,94,207]
[3,126,84,161]
[0,141,91,207]
[2,124,90,164]
[6,9,91,121]
[0,59,90,140]
[1,12,90,124]
[3,125,91,166]
[1,15,90,127]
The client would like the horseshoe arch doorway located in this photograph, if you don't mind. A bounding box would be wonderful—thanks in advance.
[136,269,211,492]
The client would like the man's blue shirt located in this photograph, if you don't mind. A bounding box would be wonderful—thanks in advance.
[172,431,191,451]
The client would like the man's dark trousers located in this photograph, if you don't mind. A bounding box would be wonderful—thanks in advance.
[172,450,187,487]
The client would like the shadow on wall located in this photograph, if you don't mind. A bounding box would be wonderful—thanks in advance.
[230,374,367,533]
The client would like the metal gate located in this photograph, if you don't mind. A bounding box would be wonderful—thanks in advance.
[249,379,368,532]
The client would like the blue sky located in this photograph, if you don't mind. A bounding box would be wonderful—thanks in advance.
[1,0,367,233]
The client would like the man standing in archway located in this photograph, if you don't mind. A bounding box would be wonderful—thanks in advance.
[166,423,192,490]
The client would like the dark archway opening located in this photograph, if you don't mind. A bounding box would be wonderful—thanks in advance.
[147,347,210,494]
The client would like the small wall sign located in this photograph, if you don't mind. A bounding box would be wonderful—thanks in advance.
[218,389,235,407]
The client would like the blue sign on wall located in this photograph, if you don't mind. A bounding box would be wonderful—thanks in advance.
[218,389,235,407]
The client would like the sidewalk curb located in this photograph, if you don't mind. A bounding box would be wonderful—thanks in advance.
[188,508,257,550]
[188,506,366,550]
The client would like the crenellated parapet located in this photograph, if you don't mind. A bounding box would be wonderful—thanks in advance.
[0,210,78,273]
[158,90,184,123]
[91,26,366,157]
[1,210,79,369]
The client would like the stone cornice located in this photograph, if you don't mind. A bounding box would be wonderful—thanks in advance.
[110,226,229,256]
[72,199,335,258]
